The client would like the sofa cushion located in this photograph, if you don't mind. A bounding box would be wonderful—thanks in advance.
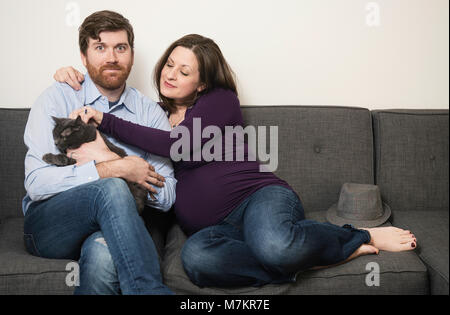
[390,211,449,295]
[162,212,429,295]
[0,217,74,294]
[241,106,375,214]
[372,110,449,294]
[0,109,30,220]
[372,110,449,212]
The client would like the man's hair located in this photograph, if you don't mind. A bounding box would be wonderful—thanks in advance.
[79,10,134,55]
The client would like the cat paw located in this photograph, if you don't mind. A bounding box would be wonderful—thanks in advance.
[42,153,55,165]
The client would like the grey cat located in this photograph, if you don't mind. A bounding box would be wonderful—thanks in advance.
[42,116,147,215]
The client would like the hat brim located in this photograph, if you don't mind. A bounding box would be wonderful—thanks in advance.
[326,202,391,228]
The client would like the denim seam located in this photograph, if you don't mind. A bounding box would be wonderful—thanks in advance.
[289,198,301,222]
[208,225,225,241]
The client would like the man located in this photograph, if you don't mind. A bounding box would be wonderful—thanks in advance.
[22,10,176,295]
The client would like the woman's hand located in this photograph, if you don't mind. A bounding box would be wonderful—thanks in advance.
[70,106,103,126]
[54,66,84,90]
[66,131,119,166]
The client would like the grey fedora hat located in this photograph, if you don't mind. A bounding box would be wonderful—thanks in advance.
[326,183,391,228]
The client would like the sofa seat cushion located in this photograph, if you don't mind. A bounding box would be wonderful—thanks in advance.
[0,218,74,294]
[162,211,429,294]
[390,210,449,295]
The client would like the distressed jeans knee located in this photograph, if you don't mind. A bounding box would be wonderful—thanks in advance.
[74,231,120,295]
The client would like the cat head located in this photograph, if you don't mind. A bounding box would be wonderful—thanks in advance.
[51,116,97,152]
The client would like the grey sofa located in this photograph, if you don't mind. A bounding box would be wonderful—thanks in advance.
[0,106,448,295]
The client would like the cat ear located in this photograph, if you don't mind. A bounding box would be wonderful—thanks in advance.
[51,116,63,124]
[75,115,83,123]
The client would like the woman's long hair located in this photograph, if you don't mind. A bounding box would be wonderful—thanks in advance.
[154,34,237,114]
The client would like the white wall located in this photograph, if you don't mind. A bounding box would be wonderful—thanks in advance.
[0,0,448,109]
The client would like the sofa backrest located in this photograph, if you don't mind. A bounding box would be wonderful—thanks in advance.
[0,108,29,220]
[372,110,449,212]
[5,107,445,220]
[0,106,376,220]
[241,106,375,213]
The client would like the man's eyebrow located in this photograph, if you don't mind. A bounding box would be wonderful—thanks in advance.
[90,41,129,47]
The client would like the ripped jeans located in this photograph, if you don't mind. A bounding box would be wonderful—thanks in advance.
[23,178,172,295]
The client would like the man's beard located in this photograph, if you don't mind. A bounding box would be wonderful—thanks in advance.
[86,62,132,91]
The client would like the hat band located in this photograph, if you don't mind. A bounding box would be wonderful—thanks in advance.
[337,207,384,220]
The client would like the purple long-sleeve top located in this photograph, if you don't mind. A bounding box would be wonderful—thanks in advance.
[99,88,294,235]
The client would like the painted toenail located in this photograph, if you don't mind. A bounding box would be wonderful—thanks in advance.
[411,243,416,248]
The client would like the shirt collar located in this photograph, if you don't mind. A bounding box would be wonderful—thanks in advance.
[83,73,136,114]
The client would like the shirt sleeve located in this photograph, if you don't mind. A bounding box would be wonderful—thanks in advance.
[140,102,177,211]
[98,89,241,159]
[24,85,100,202]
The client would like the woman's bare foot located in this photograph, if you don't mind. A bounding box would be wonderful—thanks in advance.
[347,243,379,260]
[309,244,379,270]
[361,227,417,252]
[308,227,416,271]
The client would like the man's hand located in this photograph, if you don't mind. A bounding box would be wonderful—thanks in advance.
[96,156,165,194]
[120,156,166,193]
[66,131,119,166]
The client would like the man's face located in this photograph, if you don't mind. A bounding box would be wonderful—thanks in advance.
[81,30,134,91]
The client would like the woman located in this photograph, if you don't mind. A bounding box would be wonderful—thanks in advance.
[55,34,417,287]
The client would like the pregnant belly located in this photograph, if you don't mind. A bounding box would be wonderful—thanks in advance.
[175,165,232,228]
[172,160,290,235]
[173,161,262,234]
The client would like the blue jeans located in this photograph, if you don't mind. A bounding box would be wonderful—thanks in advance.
[23,178,173,295]
[180,185,371,287]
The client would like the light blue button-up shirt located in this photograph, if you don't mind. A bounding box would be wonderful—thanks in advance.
[22,73,176,215]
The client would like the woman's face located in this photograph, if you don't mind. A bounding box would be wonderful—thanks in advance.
[160,46,205,105]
